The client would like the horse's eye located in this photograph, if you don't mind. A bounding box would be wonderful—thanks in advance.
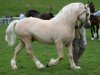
[86,13,89,16]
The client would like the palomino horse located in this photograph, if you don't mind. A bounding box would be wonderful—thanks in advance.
[5,3,91,70]
[26,9,54,20]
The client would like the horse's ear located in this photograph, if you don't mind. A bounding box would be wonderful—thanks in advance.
[90,2,93,4]
[87,1,90,4]
[86,1,90,6]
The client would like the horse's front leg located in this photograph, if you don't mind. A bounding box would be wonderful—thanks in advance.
[47,40,63,66]
[66,42,81,69]
[90,25,95,40]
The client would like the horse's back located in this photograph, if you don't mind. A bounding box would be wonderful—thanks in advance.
[15,17,50,33]
[15,17,54,43]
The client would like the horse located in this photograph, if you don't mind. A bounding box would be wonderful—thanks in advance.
[90,12,100,39]
[26,9,54,20]
[87,1,100,40]
[5,2,91,70]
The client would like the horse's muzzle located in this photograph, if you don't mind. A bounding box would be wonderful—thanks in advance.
[84,22,91,29]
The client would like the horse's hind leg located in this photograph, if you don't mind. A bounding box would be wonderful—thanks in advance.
[24,37,45,69]
[96,24,99,39]
[11,40,24,70]
[90,25,95,40]
[47,40,63,66]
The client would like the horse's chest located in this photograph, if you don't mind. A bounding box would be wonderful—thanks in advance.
[52,28,75,41]
[54,32,74,43]
[63,33,74,42]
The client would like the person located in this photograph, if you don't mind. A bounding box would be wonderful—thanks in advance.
[19,13,25,20]
[93,11,100,17]
[93,11,100,21]
[73,24,87,66]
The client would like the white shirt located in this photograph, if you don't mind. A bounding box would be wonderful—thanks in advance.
[19,14,25,20]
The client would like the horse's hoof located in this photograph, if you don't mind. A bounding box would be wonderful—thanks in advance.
[47,59,56,67]
[71,66,81,70]
[11,66,17,70]
[91,37,94,40]
[37,64,45,69]
[76,66,81,69]
[11,59,17,70]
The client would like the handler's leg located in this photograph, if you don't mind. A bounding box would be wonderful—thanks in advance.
[77,39,85,60]
[72,38,79,65]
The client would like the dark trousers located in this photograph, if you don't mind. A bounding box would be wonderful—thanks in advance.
[72,38,85,65]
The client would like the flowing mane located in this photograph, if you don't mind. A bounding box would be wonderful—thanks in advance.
[51,3,81,25]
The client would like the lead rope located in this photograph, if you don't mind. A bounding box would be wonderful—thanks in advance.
[75,21,83,39]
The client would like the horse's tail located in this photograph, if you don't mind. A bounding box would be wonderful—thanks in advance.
[5,20,19,47]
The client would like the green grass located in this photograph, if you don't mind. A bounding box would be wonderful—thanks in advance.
[0,0,100,75]
[0,25,100,75]
[0,0,99,16]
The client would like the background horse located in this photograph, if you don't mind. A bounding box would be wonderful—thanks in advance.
[26,9,54,20]
[5,3,91,70]
[88,1,100,40]
[90,13,100,39]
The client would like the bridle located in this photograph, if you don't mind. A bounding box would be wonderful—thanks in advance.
[78,6,90,24]
[75,6,90,29]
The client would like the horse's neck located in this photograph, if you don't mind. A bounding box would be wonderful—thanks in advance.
[51,11,77,28]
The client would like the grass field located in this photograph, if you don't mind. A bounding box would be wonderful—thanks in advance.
[0,25,100,75]
[0,0,99,16]
[0,0,100,75]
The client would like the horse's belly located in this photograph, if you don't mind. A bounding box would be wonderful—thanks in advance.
[32,34,54,44]
[35,38,54,44]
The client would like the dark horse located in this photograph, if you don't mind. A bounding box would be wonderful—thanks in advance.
[90,13,100,39]
[26,9,54,20]
[88,2,100,40]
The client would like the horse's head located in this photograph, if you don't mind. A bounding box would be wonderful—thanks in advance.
[26,9,40,17]
[77,3,91,28]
